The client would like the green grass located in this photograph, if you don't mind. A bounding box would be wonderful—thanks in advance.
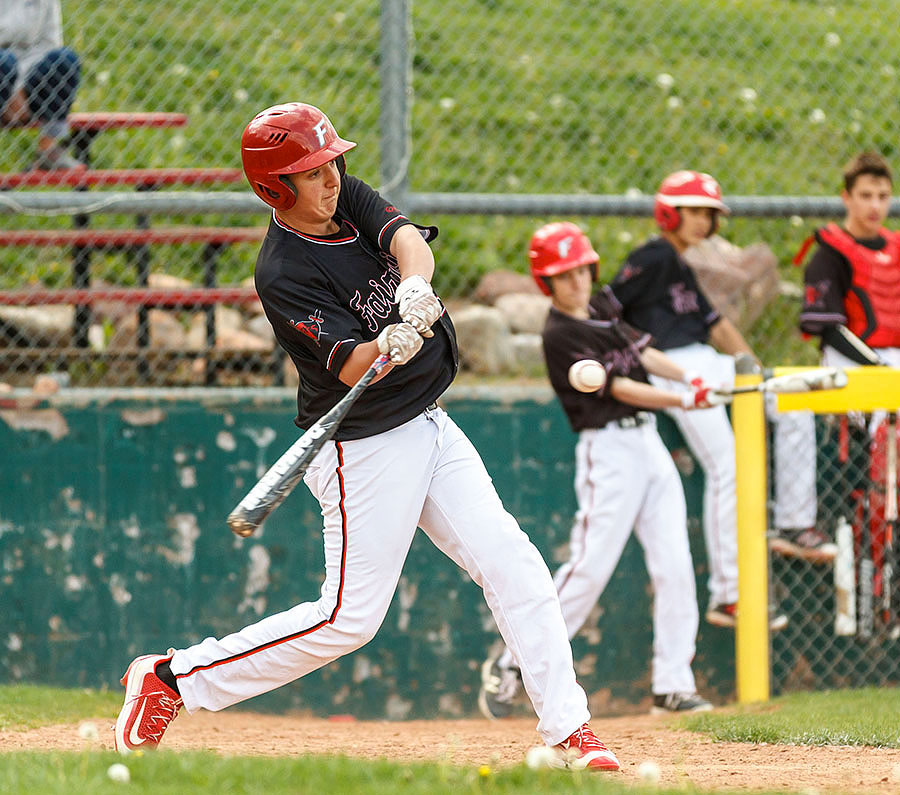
[1,685,898,793]
[682,687,900,748]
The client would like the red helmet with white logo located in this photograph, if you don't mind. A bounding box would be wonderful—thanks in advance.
[653,170,730,235]
[240,102,357,210]
[528,222,600,296]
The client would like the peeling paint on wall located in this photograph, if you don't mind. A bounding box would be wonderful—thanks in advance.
[121,408,166,426]
[238,544,271,616]
[0,408,68,439]
[160,513,201,565]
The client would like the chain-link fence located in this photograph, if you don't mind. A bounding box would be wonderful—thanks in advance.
[769,408,900,693]
[3,1,900,385]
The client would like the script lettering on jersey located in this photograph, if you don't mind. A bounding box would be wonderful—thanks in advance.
[349,268,401,332]
[669,282,700,314]
[600,344,641,375]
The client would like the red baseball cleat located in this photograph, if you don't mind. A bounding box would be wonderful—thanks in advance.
[555,723,620,771]
[114,650,182,753]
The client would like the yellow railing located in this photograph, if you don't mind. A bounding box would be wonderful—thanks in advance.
[733,366,900,703]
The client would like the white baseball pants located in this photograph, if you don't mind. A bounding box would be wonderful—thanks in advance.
[650,343,738,606]
[170,406,589,745]
[500,419,700,695]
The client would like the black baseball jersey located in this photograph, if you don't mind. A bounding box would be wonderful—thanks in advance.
[609,237,720,349]
[543,286,653,432]
[254,174,457,440]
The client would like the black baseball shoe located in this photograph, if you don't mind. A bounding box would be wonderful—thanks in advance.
[477,657,521,720]
[651,692,713,714]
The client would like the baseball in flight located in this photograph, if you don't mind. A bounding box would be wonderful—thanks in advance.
[568,359,607,392]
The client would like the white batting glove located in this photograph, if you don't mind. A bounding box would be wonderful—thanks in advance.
[680,382,732,410]
[682,369,704,388]
[395,274,442,338]
[377,322,424,365]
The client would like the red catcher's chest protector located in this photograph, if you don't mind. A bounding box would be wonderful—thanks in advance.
[818,223,900,347]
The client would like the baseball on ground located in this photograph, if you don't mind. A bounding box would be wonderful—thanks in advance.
[525,744,560,769]
[638,759,661,783]
[106,763,131,783]
[568,359,607,393]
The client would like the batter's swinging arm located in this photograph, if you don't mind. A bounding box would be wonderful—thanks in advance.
[227,353,391,537]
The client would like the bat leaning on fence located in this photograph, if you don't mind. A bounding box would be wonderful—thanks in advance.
[882,412,897,629]
[227,353,391,538]
[715,366,849,396]
[858,488,875,642]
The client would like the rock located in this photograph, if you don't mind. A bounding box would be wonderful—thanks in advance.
[472,269,541,305]
[452,305,514,374]
[510,333,545,373]
[494,293,551,334]
[0,305,74,346]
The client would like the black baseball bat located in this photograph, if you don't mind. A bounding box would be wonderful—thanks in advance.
[227,353,391,537]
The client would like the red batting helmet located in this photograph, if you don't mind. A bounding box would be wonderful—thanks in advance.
[241,102,357,211]
[528,222,600,296]
[653,170,730,235]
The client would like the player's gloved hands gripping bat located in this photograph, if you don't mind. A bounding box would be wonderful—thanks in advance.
[395,274,442,338]
[377,322,424,364]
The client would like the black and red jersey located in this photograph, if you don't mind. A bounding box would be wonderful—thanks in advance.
[543,286,653,432]
[254,174,457,439]
[609,236,720,349]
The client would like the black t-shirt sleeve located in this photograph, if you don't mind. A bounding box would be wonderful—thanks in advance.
[255,253,363,378]
[799,245,851,336]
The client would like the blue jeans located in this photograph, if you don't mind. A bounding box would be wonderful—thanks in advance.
[0,47,80,123]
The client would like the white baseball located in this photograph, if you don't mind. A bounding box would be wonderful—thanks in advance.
[77,720,99,740]
[638,759,661,783]
[568,359,607,393]
[107,763,131,783]
[525,744,560,769]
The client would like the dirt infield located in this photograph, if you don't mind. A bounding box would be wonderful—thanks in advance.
[4,711,900,793]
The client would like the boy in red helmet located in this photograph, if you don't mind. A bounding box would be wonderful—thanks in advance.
[609,171,787,631]
[479,221,720,719]
[112,103,620,772]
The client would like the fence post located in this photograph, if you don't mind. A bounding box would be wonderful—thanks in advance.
[733,367,770,703]
[379,0,411,207]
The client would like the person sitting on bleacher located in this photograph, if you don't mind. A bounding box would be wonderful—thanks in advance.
[0,0,82,171]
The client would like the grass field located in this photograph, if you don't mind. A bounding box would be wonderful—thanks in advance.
[2,684,899,794]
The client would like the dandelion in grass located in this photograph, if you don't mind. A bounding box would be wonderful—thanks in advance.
[809,108,826,124]
[849,121,862,134]
[549,94,564,109]
[333,11,346,24]
[739,87,758,104]
[791,215,804,227]
[96,70,110,85]
[880,64,896,78]
[667,96,682,110]
[824,32,841,47]
[439,97,455,110]
[655,72,675,91]
[625,187,643,199]
[618,231,633,244]
[171,63,188,77]
[234,89,249,102]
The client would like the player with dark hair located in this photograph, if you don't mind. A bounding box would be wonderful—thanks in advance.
[608,171,787,630]
[113,102,619,772]
[773,151,900,559]
[479,222,719,719]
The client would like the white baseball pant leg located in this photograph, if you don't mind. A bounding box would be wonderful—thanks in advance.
[501,422,699,696]
[650,343,738,606]
[171,407,588,746]
[771,408,817,530]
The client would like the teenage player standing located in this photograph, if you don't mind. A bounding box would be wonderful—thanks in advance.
[608,171,786,630]
[479,222,718,719]
[112,103,619,771]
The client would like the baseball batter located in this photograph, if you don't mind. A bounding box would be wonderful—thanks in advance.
[607,171,787,630]
[480,223,719,718]
[113,103,619,772]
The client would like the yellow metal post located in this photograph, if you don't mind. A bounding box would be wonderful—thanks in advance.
[732,372,770,703]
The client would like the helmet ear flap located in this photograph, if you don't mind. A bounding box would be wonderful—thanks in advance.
[654,202,681,232]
